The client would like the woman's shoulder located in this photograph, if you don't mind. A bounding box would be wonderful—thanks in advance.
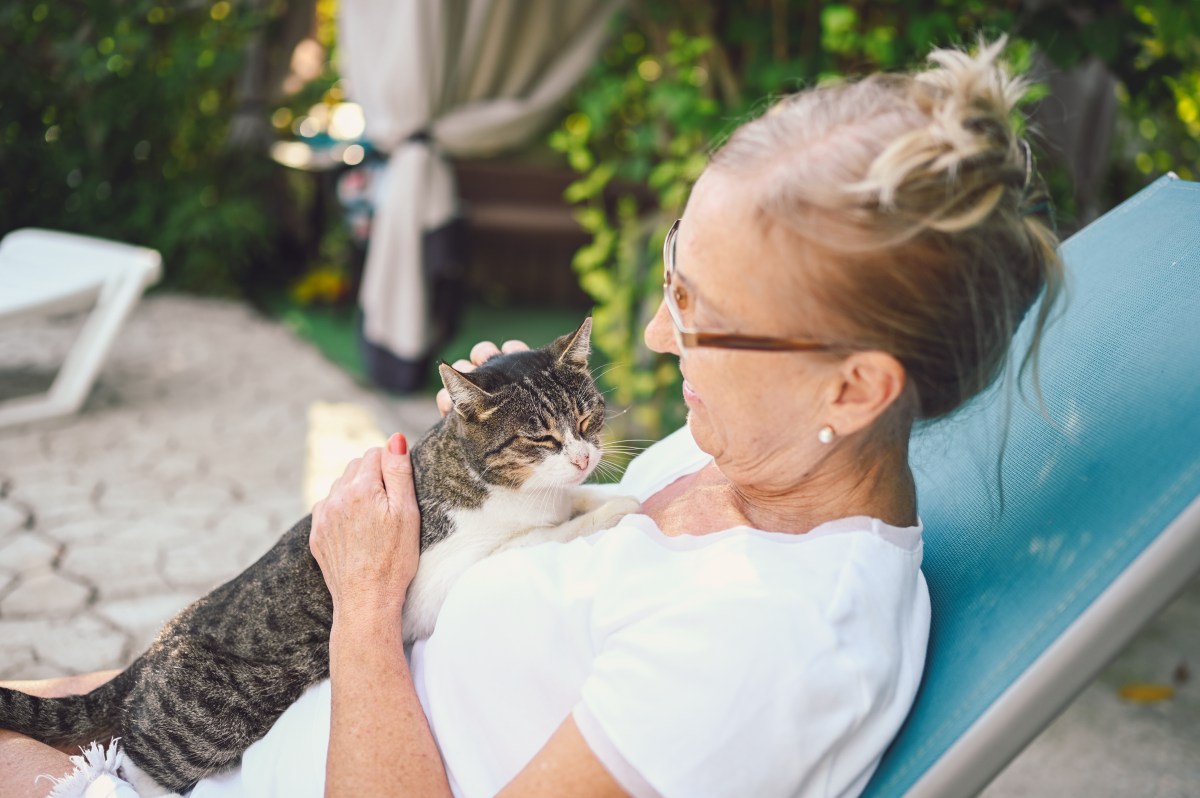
[587,515,925,628]
[578,522,931,798]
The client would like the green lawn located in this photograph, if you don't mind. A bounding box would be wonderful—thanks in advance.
[269,297,592,395]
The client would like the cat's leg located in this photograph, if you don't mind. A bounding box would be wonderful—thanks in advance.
[568,485,624,516]
[120,704,241,794]
[497,495,641,551]
[120,649,311,795]
[121,758,183,797]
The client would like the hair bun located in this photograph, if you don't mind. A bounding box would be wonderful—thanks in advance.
[709,37,1063,422]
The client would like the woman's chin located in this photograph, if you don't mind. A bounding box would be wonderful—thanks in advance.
[685,410,715,453]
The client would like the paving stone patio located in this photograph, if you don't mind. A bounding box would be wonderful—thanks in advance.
[0,294,1195,795]
[0,295,440,678]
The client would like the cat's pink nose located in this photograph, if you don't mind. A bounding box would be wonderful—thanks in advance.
[570,452,591,471]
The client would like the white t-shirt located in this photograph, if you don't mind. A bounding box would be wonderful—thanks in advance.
[190,425,930,798]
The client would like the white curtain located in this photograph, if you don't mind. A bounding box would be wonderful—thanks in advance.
[338,0,623,377]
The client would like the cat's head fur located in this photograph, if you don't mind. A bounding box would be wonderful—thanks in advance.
[438,318,605,490]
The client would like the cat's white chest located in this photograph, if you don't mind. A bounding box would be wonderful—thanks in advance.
[462,485,573,534]
[401,487,571,641]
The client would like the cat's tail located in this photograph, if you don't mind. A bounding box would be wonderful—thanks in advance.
[0,661,141,747]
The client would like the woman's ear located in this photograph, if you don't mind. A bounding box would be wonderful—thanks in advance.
[826,351,907,436]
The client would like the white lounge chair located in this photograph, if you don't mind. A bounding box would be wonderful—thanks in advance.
[0,228,162,428]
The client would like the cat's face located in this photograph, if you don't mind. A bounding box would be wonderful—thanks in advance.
[439,318,605,491]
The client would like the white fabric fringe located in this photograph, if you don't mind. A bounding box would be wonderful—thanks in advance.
[40,739,143,798]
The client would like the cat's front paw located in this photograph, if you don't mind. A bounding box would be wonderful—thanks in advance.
[587,496,641,532]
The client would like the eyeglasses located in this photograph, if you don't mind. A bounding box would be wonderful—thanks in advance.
[661,219,845,353]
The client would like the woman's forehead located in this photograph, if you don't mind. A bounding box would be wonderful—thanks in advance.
[678,169,833,338]
[679,171,796,282]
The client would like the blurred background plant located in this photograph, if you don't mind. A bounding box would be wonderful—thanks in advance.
[551,0,1200,443]
[0,0,335,297]
[2,0,1195,447]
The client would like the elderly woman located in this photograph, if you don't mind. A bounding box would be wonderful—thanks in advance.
[1,39,1059,798]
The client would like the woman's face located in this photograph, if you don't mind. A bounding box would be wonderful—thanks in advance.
[644,168,845,490]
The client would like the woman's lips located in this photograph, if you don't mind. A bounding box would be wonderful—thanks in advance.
[682,378,700,404]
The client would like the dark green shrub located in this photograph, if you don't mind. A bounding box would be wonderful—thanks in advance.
[0,0,289,294]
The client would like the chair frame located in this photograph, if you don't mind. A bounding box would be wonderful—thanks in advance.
[909,494,1200,796]
[0,228,162,428]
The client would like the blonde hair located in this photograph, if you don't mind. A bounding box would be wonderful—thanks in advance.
[710,38,1062,422]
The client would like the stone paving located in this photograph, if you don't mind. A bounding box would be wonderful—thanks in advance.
[0,294,1195,795]
[0,295,440,678]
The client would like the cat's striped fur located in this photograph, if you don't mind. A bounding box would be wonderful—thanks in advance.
[0,318,636,794]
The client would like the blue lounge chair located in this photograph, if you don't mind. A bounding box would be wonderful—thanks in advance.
[862,173,1200,796]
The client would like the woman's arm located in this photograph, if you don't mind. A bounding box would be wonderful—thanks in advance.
[312,429,629,798]
[325,610,449,798]
[309,435,451,798]
[0,669,120,700]
[0,670,124,798]
[498,717,629,798]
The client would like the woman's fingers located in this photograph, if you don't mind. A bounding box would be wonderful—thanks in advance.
[469,340,501,365]
[501,339,530,354]
[330,456,363,495]
[354,448,383,482]
[307,434,421,619]
[381,434,418,515]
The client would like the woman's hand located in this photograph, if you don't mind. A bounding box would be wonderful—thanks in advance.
[309,433,420,623]
[316,440,452,798]
[436,338,530,417]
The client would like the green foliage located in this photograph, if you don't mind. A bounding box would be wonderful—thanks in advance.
[0,0,290,295]
[1111,1,1200,184]
[551,1,1023,443]
[552,0,1200,443]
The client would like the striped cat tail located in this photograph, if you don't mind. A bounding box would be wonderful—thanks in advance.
[0,663,139,746]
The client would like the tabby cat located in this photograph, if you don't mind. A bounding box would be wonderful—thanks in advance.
[0,318,638,795]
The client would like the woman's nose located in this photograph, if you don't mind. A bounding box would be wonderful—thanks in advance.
[644,299,680,356]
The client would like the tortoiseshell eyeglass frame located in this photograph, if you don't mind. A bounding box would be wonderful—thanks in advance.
[661,219,847,353]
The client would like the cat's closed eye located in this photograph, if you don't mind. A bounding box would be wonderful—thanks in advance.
[525,434,563,449]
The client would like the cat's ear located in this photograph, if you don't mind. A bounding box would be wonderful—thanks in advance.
[438,363,495,420]
[549,317,592,370]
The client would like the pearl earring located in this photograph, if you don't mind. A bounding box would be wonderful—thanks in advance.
[817,425,835,444]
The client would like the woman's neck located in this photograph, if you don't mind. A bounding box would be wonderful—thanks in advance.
[725,441,918,534]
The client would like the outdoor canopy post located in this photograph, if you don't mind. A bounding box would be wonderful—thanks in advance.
[338,0,624,390]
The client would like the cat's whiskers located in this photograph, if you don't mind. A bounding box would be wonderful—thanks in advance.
[592,461,623,482]
[599,448,650,458]
[591,360,628,379]
[593,438,653,483]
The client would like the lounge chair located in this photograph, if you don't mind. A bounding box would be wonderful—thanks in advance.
[863,173,1200,796]
[0,228,162,428]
